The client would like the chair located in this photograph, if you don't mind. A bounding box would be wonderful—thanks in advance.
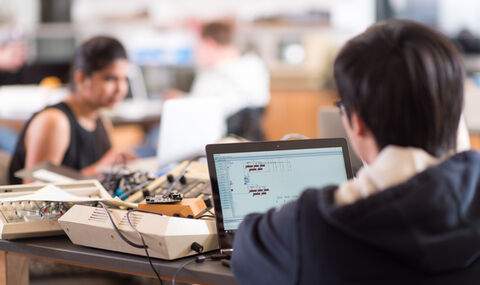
[227,107,266,141]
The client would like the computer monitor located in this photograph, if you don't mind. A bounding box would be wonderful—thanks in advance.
[206,138,353,249]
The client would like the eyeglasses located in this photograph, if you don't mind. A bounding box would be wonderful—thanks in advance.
[335,100,346,115]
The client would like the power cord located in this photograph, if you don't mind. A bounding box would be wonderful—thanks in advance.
[171,252,232,285]
[99,201,212,285]
[99,202,144,249]
[171,256,206,285]
[126,210,163,284]
[99,202,164,285]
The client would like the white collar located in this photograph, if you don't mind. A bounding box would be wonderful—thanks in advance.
[335,146,439,206]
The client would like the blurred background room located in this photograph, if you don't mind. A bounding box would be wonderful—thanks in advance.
[0,1,479,284]
[0,0,479,159]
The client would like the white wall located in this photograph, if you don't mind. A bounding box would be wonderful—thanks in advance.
[150,0,375,32]
[71,0,375,34]
[331,0,375,34]
[439,0,480,35]
[0,0,39,33]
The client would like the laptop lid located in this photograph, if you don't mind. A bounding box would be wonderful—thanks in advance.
[157,97,225,166]
[206,138,353,250]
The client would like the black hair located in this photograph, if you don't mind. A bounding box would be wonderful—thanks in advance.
[70,36,128,90]
[201,21,234,46]
[334,20,464,157]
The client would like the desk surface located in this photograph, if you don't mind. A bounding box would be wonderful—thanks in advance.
[0,236,236,285]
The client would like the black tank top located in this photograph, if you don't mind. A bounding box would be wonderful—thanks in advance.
[8,102,111,184]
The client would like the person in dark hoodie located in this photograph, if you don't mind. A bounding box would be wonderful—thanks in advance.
[232,19,480,285]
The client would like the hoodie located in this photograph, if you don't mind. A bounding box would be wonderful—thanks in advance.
[232,150,480,284]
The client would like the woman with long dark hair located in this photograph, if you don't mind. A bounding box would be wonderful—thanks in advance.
[9,36,132,184]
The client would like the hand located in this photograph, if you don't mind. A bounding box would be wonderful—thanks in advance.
[98,149,136,166]
[82,149,136,176]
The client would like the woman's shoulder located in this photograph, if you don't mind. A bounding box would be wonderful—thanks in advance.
[28,106,71,134]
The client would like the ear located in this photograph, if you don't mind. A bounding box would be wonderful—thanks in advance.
[341,111,369,138]
[350,112,369,137]
[73,70,89,90]
[342,111,380,164]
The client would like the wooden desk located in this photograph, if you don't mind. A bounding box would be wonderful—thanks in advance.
[0,236,235,285]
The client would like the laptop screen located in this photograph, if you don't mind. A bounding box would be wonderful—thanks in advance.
[212,146,348,231]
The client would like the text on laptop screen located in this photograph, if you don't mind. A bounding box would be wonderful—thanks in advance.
[213,147,348,231]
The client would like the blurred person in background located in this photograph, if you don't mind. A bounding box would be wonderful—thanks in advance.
[0,37,28,153]
[189,20,270,140]
[137,20,270,157]
[8,36,133,184]
[0,38,26,73]
[186,20,270,119]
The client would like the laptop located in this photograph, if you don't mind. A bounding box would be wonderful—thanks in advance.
[157,96,226,166]
[206,138,353,252]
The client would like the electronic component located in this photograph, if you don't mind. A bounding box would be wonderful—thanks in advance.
[146,177,210,199]
[126,161,212,204]
[139,197,207,218]
[59,204,219,260]
[100,168,155,199]
[145,193,183,204]
[0,180,111,239]
[0,201,70,223]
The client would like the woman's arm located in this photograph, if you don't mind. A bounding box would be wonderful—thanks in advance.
[24,109,71,170]
[24,109,134,178]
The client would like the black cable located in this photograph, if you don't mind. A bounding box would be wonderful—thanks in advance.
[99,201,214,285]
[99,202,144,249]
[171,258,198,285]
[126,210,163,285]
[197,214,215,219]
[99,202,163,285]
[196,207,215,219]
[172,253,231,285]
